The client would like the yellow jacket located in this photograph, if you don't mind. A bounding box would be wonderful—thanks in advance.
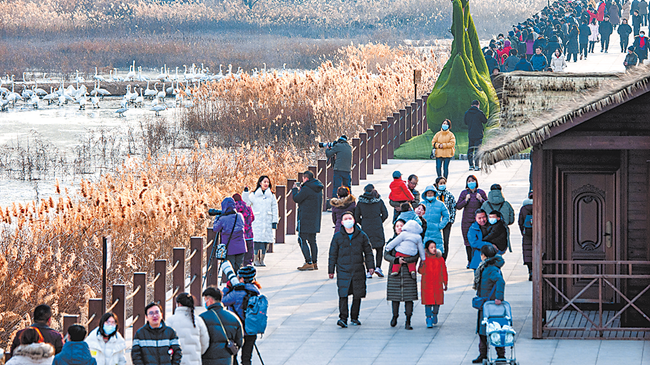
[431,130,456,158]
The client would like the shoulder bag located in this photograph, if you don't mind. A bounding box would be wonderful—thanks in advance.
[472,282,497,310]
[216,215,238,260]
[211,309,239,355]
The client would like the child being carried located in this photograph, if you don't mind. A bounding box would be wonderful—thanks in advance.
[385,220,425,279]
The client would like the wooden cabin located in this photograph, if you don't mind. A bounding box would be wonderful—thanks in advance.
[479,69,650,339]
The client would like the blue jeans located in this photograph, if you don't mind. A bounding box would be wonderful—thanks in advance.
[332,170,351,196]
[425,305,440,318]
[436,158,451,178]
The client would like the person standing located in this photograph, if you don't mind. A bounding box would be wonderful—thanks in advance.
[232,194,255,267]
[200,287,244,365]
[550,48,568,71]
[464,100,488,171]
[471,245,506,364]
[418,242,448,328]
[618,18,633,52]
[467,209,493,269]
[53,325,96,365]
[330,186,356,233]
[530,47,549,71]
[599,15,614,52]
[431,119,456,179]
[243,176,278,267]
[518,191,534,281]
[325,135,352,199]
[407,174,421,209]
[131,303,182,365]
[434,177,456,261]
[166,294,210,365]
[292,170,324,271]
[11,304,63,356]
[588,19,600,53]
[213,197,247,275]
[609,2,620,27]
[625,46,640,69]
[480,184,515,253]
[503,49,520,72]
[85,313,127,365]
[385,219,420,330]
[633,10,642,36]
[7,328,55,365]
[456,175,488,269]
[566,24,580,62]
[633,30,649,63]
[420,186,450,255]
[640,0,649,26]
[328,212,375,328]
[355,184,389,278]
[579,20,591,59]
[388,171,415,222]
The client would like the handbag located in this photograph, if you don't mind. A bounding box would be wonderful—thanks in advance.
[472,283,497,310]
[215,215,238,260]
[430,147,436,159]
[212,309,239,355]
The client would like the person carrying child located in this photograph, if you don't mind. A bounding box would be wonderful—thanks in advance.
[389,171,415,223]
[482,211,508,254]
[384,220,425,279]
[418,241,448,328]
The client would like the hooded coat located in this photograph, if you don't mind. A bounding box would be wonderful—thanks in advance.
[482,220,508,252]
[233,200,254,241]
[222,282,262,335]
[481,189,515,251]
[328,225,374,298]
[384,220,425,260]
[292,178,324,234]
[330,195,356,233]
[419,250,448,305]
[11,324,63,356]
[53,342,97,365]
[467,222,493,269]
[464,106,488,140]
[85,328,127,365]
[518,198,533,264]
[475,255,505,335]
[420,186,450,253]
[610,3,620,24]
[354,192,389,248]
[213,198,247,256]
[165,307,210,365]
[434,186,456,225]
[456,188,488,247]
[243,188,278,244]
[7,343,55,365]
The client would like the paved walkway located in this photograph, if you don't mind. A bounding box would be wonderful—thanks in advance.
[244,159,649,365]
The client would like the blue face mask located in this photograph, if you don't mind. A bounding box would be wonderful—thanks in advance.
[425,194,436,201]
[103,324,116,335]
[342,219,355,229]
[438,185,446,191]
[488,217,498,225]
[468,182,477,190]
[441,124,449,131]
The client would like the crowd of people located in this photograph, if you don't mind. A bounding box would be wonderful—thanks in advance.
[483,0,649,73]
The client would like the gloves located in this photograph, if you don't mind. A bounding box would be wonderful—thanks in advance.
[272,223,277,229]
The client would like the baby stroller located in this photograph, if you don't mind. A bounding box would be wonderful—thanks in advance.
[481,301,517,365]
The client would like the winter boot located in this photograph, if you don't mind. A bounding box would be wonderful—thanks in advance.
[390,316,398,327]
[253,252,261,266]
[426,317,433,328]
[259,253,266,267]
[405,315,413,330]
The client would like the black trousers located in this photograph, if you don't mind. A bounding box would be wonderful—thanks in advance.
[373,247,383,269]
[392,300,413,317]
[466,245,473,263]
[479,334,505,358]
[299,232,318,263]
[467,138,482,168]
[442,223,452,260]
[601,35,610,51]
[621,37,629,51]
[339,296,361,321]
[236,334,257,365]
[580,42,588,58]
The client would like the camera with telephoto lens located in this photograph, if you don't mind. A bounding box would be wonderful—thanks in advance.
[208,209,222,217]
[318,140,338,149]
[220,261,240,287]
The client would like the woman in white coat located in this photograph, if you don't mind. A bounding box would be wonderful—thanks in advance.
[550,48,568,72]
[244,175,279,267]
[7,328,54,365]
[165,293,209,365]
[85,313,126,365]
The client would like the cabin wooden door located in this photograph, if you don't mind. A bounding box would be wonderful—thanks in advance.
[563,171,617,303]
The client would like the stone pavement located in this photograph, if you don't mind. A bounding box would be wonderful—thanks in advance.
[242,159,650,365]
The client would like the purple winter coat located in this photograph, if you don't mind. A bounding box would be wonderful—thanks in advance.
[455,188,488,246]
[213,197,247,255]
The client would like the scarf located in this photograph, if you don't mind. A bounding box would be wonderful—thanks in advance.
[641,37,646,49]
[473,259,488,290]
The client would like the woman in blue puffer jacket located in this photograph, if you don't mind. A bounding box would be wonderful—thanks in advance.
[420,185,450,255]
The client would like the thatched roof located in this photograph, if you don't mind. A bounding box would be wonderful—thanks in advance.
[478,66,650,167]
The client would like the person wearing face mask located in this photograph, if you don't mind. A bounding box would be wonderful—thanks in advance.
[456,176,488,269]
[480,184,515,253]
[420,186,450,256]
[434,177,456,261]
[467,209,493,270]
[430,119,456,179]
[355,184,389,278]
[328,212,375,328]
[481,211,508,254]
[85,312,127,365]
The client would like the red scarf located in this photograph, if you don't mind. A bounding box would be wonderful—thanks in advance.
[641,37,646,49]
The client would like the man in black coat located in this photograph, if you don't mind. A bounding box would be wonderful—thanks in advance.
[11,304,64,355]
[464,100,488,171]
[599,15,614,52]
[618,18,633,52]
[578,19,591,59]
[324,135,352,202]
[132,303,182,365]
[200,287,244,365]
[292,170,324,271]
[328,212,375,328]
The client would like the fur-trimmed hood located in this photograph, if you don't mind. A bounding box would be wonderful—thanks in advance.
[358,192,382,204]
[14,343,55,360]
[330,194,356,208]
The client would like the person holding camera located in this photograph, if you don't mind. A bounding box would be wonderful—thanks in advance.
[243,176,278,267]
[200,287,244,365]
[324,135,352,199]
[292,170,324,271]
[213,197,247,275]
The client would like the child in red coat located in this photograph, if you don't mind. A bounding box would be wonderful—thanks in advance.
[419,240,448,327]
[389,171,415,222]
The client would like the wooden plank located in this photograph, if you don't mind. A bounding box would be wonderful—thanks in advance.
[542,136,650,150]
[532,147,544,339]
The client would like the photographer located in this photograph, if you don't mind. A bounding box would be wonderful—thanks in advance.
[213,197,247,275]
[324,135,352,198]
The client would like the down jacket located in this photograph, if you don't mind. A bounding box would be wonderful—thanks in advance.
[222,282,261,335]
[11,323,63,355]
[384,245,419,302]
[233,201,254,241]
[518,198,533,264]
[213,198,247,256]
[481,189,515,251]
[420,186,450,253]
[434,186,456,225]
[354,192,389,249]
[199,303,244,365]
[292,178,324,234]
[85,328,127,365]
[467,222,493,269]
[328,225,375,298]
[243,188,278,243]
[7,343,55,365]
[131,322,182,365]
[456,188,488,247]
[475,255,505,335]
[384,220,425,261]
[165,307,210,365]
[53,341,96,365]
[330,195,356,233]
[419,250,448,305]
[431,129,456,158]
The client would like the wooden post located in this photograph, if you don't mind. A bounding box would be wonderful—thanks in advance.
[416,98,424,135]
[386,117,394,159]
[62,315,79,337]
[132,272,147,331]
[87,299,103,333]
[190,237,203,300]
[399,109,406,145]
[532,147,544,339]
[366,128,374,176]
[422,93,429,132]
[286,179,296,235]
[381,121,388,164]
[405,105,412,141]
[172,248,185,313]
[154,260,166,318]
[275,185,286,246]
[309,165,317,178]
[317,160,327,211]
[351,139,360,185]
[411,102,418,137]
[359,133,367,180]
[112,284,126,337]
[373,124,382,169]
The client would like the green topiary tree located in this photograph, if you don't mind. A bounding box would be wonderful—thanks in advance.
[426,0,499,132]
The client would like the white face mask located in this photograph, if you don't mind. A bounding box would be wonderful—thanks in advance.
[342,219,355,229]
[488,217,498,225]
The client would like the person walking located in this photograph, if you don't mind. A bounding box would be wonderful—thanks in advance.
[11,305,63,356]
[480,184,515,254]
[518,191,534,281]
[599,15,614,52]
[419,242,448,328]
[53,325,96,365]
[633,10,642,36]
[633,30,649,63]
[625,46,640,68]
[222,266,263,365]
[389,171,415,222]
[328,212,375,328]
[471,245,506,364]
[420,185,450,255]
[355,184,389,278]
[456,176,488,268]
[610,2,621,27]
[640,0,649,26]
[618,18,633,52]
[213,197,247,275]
[243,176,278,267]
[407,174,421,209]
[385,219,420,330]
[200,287,244,365]
[292,170,324,271]
[503,49,520,72]
[431,119,456,179]
[588,19,600,53]
[6,328,55,365]
[330,186,356,233]
[232,194,255,267]
[566,24,580,62]
[579,20,592,59]
[85,313,127,365]
[325,135,352,199]
[166,294,210,365]
[434,177,456,261]
[464,100,488,171]
[131,303,182,365]
[467,209,493,269]
[550,48,568,71]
